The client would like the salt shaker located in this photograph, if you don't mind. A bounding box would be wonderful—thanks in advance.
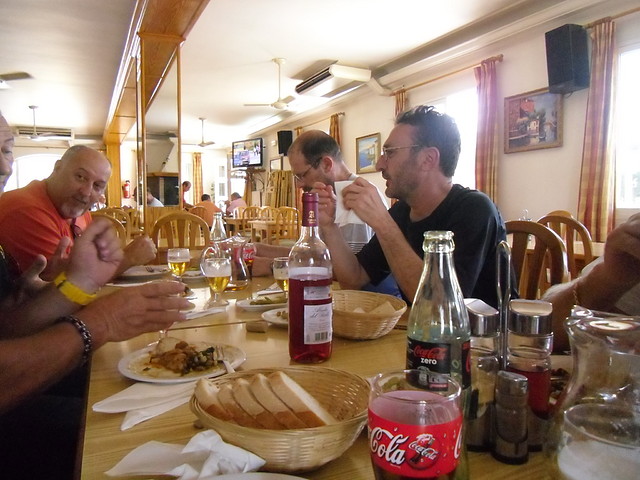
[506,299,553,451]
[465,298,499,451]
[492,370,529,464]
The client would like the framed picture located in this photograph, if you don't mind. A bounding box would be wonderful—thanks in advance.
[270,156,282,171]
[356,132,381,173]
[504,88,563,153]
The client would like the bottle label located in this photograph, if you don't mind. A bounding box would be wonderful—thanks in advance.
[369,407,462,477]
[304,300,332,344]
[407,339,471,390]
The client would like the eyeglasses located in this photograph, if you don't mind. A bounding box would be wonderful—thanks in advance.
[381,145,421,159]
[293,166,313,183]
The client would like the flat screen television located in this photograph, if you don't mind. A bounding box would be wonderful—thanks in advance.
[231,137,263,169]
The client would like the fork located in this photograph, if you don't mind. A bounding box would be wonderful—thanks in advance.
[218,346,235,374]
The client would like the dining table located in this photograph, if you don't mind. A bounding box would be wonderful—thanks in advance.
[80,275,551,480]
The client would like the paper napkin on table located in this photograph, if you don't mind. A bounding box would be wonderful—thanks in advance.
[106,429,265,479]
[256,282,283,296]
[186,305,227,320]
[93,382,195,431]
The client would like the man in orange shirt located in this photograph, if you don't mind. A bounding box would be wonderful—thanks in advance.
[0,145,156,279]
[192,193,221,227]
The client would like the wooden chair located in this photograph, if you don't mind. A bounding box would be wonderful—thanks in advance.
[90,212,128,247]
[238,206,261,236]
[544,209,573,218]
[188,206,209,226]
[538,214,594,279]
[150,211,210,264]
[259,206,279,221]
[506,220,569,299]
[274,207,300,245]
[97,207,131,241]
[124,208,143,237]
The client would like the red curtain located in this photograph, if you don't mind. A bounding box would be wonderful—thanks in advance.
[577,19,616,242]
[394,89,407,117]
[329,113,342,147]
[474,58,500,201]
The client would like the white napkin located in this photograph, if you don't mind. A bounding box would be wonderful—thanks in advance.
[256,282,283,296]
[106,429,265,479]
[335,180,365,227]
[93,382,195,430]
[186,305,227,320]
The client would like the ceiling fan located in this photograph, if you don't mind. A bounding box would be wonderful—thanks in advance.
[0,71,32,89]
[197,117,215,147]
[26,105,60,141]
[243,58,295,110]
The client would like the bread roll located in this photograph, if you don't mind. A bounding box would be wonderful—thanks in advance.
[267,371,337,427]
[248,373,307,429]
[232,378,285,430]
[194,379,233,421]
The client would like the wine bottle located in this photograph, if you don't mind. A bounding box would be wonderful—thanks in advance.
[288,192,332,363]
[407,230,471,480]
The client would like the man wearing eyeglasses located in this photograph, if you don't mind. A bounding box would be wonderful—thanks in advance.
[315,106,508,308]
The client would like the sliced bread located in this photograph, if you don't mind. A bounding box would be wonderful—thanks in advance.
[249,373,307,429]
[216,382,262,428]
[232,377,286,430]
[194,379,233,421]
[267,371,337,427]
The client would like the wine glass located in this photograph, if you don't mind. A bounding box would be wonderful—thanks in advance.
[160,248,191,338]
[272,256,289,299]
[200,245,232,307]
[243,242,257,278]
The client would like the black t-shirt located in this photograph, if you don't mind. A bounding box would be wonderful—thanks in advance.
[356,184,507,308]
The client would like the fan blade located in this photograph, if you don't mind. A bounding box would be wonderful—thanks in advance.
[198,141,215,147]
[244,103,272,107]
[281,95,295,105]
[0,71,32,81]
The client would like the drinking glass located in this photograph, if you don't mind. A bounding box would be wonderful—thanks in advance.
[167,247,190,279]
[368,370,464,479]
[272,256,289,298]
[200,245,232,307]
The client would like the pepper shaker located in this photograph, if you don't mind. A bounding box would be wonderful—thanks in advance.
[492,370,529,464]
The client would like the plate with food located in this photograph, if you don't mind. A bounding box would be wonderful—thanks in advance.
[261,307,288,327]
[118,337,246,384]
[117,265,170,281]
[237,294,287,312]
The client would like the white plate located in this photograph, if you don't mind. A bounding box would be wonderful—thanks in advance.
[117,265,169,280]
[237,297,287,312]
[216,474,307,480]
[261,307,288,327]
[118,343,246,384]
[182,270,205,282]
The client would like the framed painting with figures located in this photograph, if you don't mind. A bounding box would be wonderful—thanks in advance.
[504,88,563,153]
[356,132,381,173]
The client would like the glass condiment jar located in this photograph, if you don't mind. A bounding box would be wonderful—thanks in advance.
[545,307,640,479]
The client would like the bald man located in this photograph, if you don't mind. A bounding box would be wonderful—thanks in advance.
[0,145,156,279]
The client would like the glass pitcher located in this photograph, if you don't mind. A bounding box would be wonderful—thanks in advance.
[546,307,640,479]
[216,235,249,291]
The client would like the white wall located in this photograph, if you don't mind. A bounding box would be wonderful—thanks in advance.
[253,5,640,224]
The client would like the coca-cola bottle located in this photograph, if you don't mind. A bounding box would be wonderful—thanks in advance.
[288,192,332,363]
[406,230,470,479]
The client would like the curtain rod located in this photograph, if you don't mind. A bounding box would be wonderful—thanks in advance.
[298,111,344,130]
[585,5,640,28]
[393,54,503,95]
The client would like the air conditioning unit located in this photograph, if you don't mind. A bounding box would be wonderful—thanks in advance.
[295,64,371,98]
[15,125,74,141]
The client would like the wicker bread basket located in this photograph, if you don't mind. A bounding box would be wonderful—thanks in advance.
[332,290,407,340]
[190,366,369,473]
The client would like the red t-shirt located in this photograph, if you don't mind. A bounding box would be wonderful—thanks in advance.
[0,180,92,272]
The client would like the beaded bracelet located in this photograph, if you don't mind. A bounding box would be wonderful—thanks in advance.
[60,315,93,365]
[53,272,97,305]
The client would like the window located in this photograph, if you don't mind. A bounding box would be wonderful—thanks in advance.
[430,88,478,189]
[4,153,60,192]
[615,45,640,209]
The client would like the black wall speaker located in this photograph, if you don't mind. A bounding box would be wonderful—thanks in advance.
[277,130,293,155]
[545,24,590,94]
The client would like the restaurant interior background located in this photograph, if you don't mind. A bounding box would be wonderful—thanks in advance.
[2,0,639,231]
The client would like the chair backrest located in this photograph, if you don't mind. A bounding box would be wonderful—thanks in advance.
[544,209,573,218]
[506,220,569,299]
[274,207,300,245]
[150,211,210,264]
[189,206,209,225]
[145,206,180,234]
[124,208,142,237]
[259,206,279,221]
[538,214,594,278]
[238,206,262,236]
[90,212,128,247]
